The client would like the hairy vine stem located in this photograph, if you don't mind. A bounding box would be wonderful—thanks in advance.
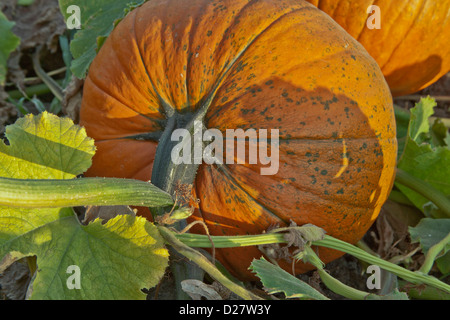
[174,232,450,294]
[1,175,449,297]
[0,177,173,208]
[158,226,262,300]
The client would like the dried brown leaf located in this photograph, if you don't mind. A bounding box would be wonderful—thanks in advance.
[181,279,223,300]
[62,75,83,123]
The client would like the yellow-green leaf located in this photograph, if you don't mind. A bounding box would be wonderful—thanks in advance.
[0,111,95,179]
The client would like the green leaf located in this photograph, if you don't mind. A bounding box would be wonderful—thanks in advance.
[396,97,450,213]
[0,111,95,179]
[409,218,450,254]
[1,213,169,299]
[436,250,450,275]
[407,98,435,144]
[0,112,169,299]
[430,119,450,148]
[423,199,450,219]
[0,12,21,85]
[58,0,147,79]
[17,0,35,5]
[249,257,329,300]
[394,105,412,158]
[409,218,450,274]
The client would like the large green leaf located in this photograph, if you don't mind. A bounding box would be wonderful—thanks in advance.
[396,97,450,214]
[0,112,169,299]
[0,11,20,85]
[1,213,169,299]
[58,0,147,79]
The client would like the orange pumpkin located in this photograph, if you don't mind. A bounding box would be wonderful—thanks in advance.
[306,0,450,96]
[80,0,397,280]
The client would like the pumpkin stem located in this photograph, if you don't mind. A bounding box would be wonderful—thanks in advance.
[150,106,208,217]
[149,105,212,299]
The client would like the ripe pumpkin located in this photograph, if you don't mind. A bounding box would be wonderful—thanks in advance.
[80,0,397,280]
[306,0,450,96]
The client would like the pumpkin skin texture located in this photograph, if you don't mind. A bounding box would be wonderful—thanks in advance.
[306,0,450,96]
[80,0,397,280]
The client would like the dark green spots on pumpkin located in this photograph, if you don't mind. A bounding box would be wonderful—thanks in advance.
[296,97,308,105]
[250,87,262,95]
[225,82,237,93]
[350,55,356,61]
[235,61,247,72]
[206,30,212,37]
[241,108,254,115]
[287,151,295,155]
[374,148,383,157]
[265,80,273,86]
[260,106,269,115]
[337,188,344,194]
[320,170,328,176]
[310,175,317,184]
[233,195,246,204]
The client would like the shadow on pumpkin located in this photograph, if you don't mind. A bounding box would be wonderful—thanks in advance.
[385,54,443,96]
[187,79,395,280]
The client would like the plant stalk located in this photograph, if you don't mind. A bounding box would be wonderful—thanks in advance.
[419,232,450,274]
[174,232,450,294]
[316,268,372,300]
[158,226,262,300]
[395,168,450,218]
[0,176,173,208]
[32,46,64,101]
[1,175,448,295]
